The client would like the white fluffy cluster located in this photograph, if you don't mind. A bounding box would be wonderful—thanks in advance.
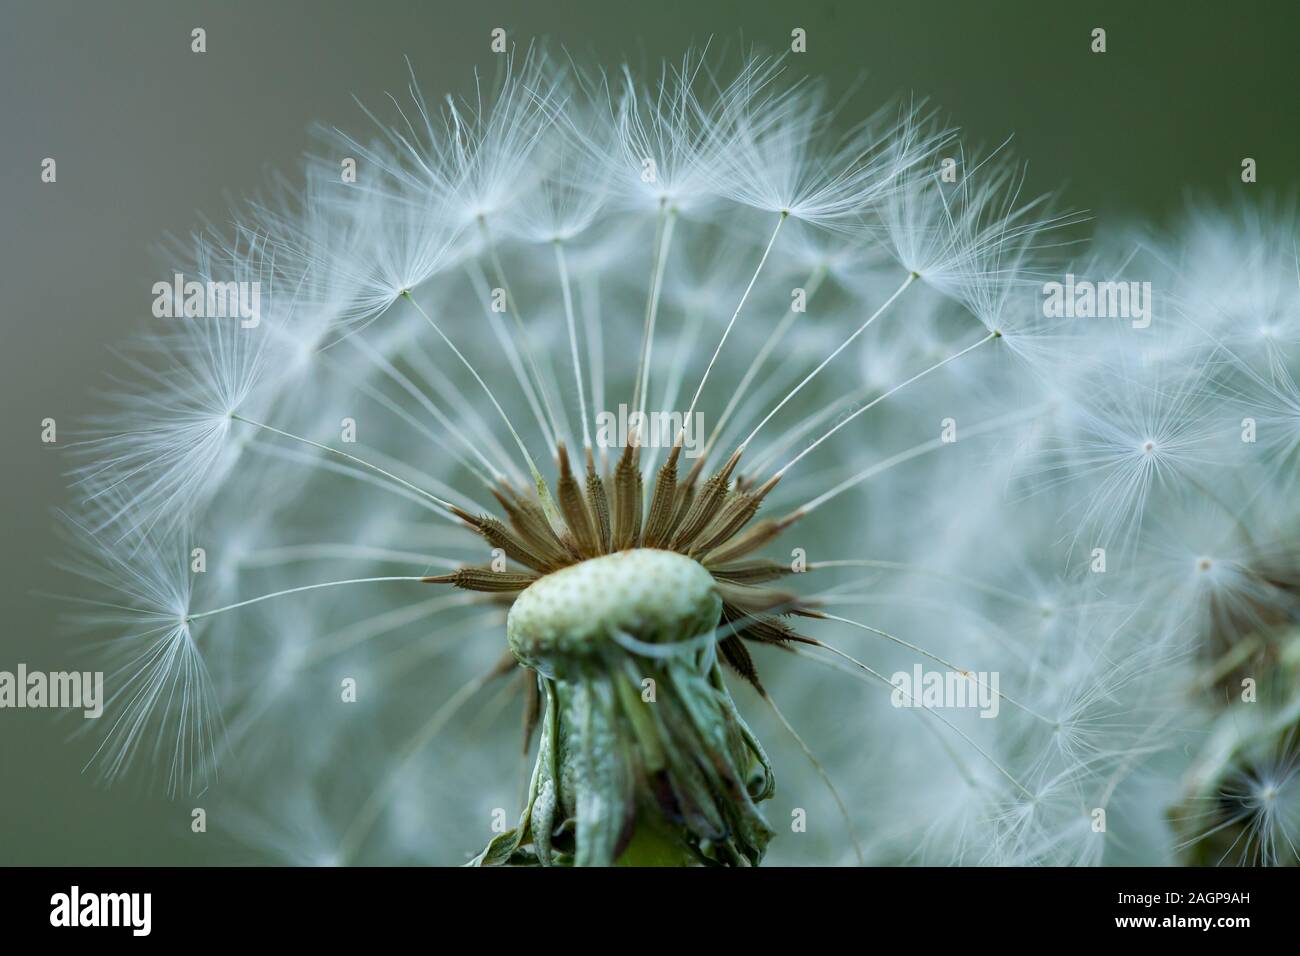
[62,47,1300,865]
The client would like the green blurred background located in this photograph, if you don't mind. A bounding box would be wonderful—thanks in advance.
[1,0,1296,864]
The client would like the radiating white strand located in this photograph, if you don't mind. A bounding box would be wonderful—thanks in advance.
[232,414,459,513]
[799,404,1046,513]
[741,273,916,450]
[632,205,678,425]
[462,260,558,451]
[776,331,997,479]
[188,576,429,621]
[683,212,787,424]
[400,292,559,518]
[697,264,827,464]
[554,240,592,450]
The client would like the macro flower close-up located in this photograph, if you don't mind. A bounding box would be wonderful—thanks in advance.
[3,0,1298,936]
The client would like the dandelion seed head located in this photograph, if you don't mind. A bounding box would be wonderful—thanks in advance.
[60,45,1300,866]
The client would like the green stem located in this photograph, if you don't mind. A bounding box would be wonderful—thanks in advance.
[616,809,696,867]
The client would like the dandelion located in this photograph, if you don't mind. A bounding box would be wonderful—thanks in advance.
[59,47,1299,867]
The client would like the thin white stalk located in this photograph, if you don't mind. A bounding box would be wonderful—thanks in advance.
[400,292,560,520]
[305,595,486,664]
[580,273,608,471]
[320,348,494,490]
[247,442,460,518]
[232,414,457,514]
[791,646,983,793]
[220,601,490,752]
[683,212,787,425]
[641,304,707,479]
[698,264,827,464]
[554,240,592,451]
[632,207,678,425]
[188,576,428,621]
[775,331,998,480]
[338,669,497,864]
[402,343,525,487]
[799,640,1035,799]
[238,544,459,570]
[741,273,916,450]
[799,404,1045,514]
[478,218,571,448]
[748,386,863,476]
[345,337,502,485]
[807,559,1044,610]
[463,261,557,452]
[809,590,1035,669]
[760,690,865,865]
[816,612,1053,724]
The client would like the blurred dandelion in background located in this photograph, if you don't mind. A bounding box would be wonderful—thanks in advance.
[60,45,1300,866]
